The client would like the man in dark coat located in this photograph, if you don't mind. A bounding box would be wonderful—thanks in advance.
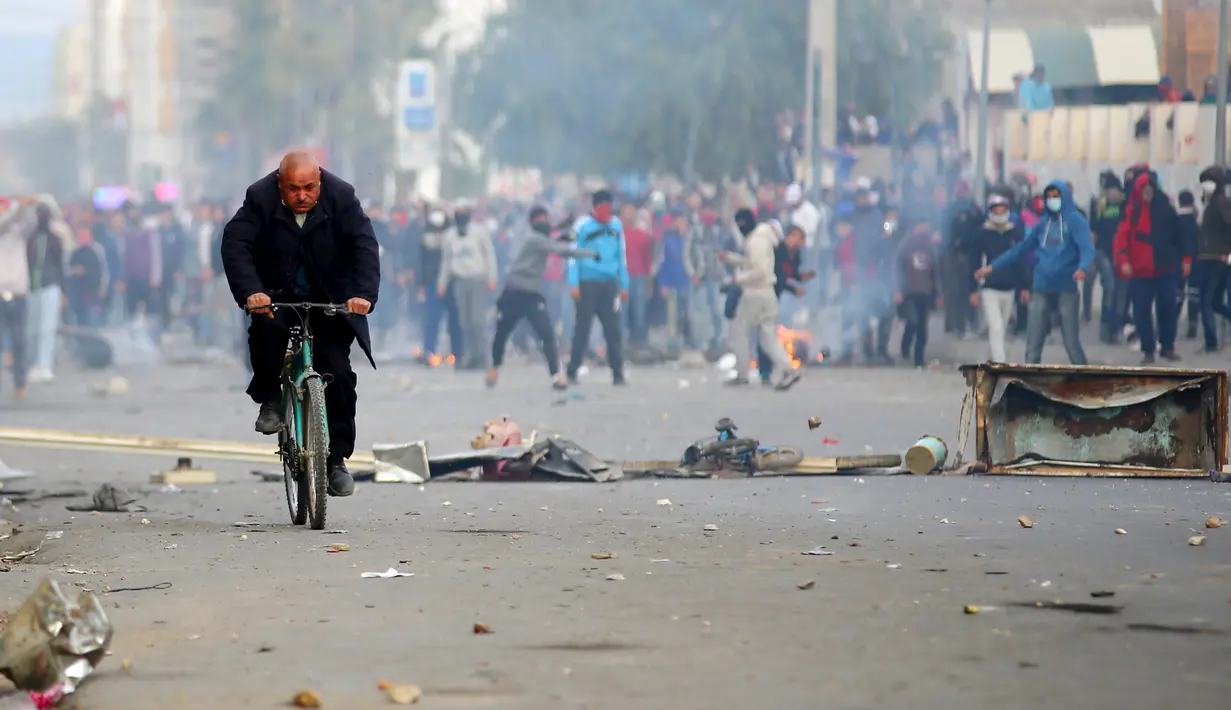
[221,151,381,496]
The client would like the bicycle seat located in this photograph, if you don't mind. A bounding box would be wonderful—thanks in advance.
[714,417,737,433]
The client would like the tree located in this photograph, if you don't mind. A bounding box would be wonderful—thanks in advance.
[200,0,439,195]
[457,0,950,180]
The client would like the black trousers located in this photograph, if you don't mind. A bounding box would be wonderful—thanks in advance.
[0,297,27,390]
[567,280,623,379]
[899,294,931,367]
[491,288,558,375]
[247,310,357,464]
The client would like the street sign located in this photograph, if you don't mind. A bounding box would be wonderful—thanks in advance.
[395,60,439,171]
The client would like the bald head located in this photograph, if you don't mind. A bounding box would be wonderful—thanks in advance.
[277,151,321,214]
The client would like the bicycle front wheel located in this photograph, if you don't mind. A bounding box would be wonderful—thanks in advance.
[281,389,307,525]
[303,377,329,530]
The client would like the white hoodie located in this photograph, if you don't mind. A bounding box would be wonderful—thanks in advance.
[732,222,780,293]
[0,203,32,297]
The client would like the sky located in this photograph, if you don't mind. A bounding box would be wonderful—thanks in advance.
[0,0,80,122]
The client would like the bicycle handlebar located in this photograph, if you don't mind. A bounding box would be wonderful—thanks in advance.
[244,302,351,315]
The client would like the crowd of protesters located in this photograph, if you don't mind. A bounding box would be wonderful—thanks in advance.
[4,150,1231,400]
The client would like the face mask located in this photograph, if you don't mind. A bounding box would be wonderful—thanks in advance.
[531,221,551,235]
[990,212,1009,225]
[1045,197,1063,213]
[1202,181,1217,195]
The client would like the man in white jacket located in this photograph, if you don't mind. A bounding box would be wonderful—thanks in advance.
[0,196,32,399]
[720,213,801,391]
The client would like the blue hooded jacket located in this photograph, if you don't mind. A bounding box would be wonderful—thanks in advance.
[989,181,1094,293]
[568,215,630,290]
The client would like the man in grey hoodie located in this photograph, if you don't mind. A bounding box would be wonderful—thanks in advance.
[0,196,32,399]
[438,202,498,370]
[487,206,596,389]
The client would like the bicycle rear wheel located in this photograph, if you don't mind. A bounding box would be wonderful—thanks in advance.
[303,377,329,530]
[755,446,805,471]
[281,388,307,525]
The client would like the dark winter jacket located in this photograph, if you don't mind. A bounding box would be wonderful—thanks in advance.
[220,168,381,366]
[896,227,940,297]
[969,219,1029,294]
[1089,188,1125,256]
[1199,166,1231,261]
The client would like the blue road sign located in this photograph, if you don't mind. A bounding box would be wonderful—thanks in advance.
[403,106,435,131]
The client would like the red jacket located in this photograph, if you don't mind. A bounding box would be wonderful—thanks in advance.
[1113,173,1189,279]
[624,227,655,278]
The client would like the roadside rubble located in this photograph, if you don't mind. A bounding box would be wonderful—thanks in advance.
[0,577,113,706]
[65,484,144,513]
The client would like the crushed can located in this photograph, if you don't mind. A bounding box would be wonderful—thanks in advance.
[0,577,113,694]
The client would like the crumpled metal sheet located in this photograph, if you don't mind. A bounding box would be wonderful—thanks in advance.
[0,577,113,693]
[991,375,1213,410]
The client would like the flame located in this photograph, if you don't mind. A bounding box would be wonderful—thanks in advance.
[777,326,810,369]
[412,346,423,358]
[445,354,457,365]
[428,354,443,367]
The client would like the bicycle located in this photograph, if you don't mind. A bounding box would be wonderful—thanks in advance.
[681,417,804,474]
[245,301,349,529]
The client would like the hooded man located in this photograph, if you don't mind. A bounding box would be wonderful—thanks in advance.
[975,181,1093,365]
[487,206,596,390]
[1177,190,1201,341]
[25,201,68,383]
[566,190,630,385]
[720,217,801,390]
[969,193,1029,363]
[438,202,498,371]
[894,219,941,368]
[1197,165,1231,352]
[1089,170,1126,341]
[1113,173,1192,364]
[418,207,463,364]
[0,196,32,399]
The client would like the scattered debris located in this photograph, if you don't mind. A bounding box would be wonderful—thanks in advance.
[361,568,413,579]
[1206,516,1227,529]
[605,573,626,581]
[327,544,349,553]
[65,484,144,513]
[378,680,423,705]
[1018,515,1034,529]
[1189,535,1207,546]
[590,553,617,560]
[0,577,113,695]
[703,524,718,532]
[1010,601,1122,615]
[923,568,949,573]
[0,543,41,565]
[371,441,429,483]
[656,499,673,507]
[964,605,981,615]
[797,580,815,590]
[904,435,948,475]
[1114,528,1127,535]
[807,417,822,430]
[87,375,130,398]
[801,547,833,556]
[886,564,902,569]
[1090,591,1116,598]
[150,458,216,486]
[939,518,954,525]
[43,531,62,541]
[291,690,322,708]
[472,623,492,635]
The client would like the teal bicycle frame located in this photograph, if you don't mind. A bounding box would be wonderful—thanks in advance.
[284,333,327,456]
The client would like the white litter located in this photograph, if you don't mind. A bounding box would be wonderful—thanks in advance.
[361,568,414,579]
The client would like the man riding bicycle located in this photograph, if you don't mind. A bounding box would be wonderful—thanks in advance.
[221,151,381,497]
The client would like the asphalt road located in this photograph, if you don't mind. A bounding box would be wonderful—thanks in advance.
[0,353,1227,710]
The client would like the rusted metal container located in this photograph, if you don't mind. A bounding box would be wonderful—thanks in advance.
[958,363,1228,478]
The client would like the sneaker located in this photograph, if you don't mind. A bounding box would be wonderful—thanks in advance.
[254,401,282,435]
[327,462,355,497]
[612,374,628,387]
[1160,349,1181,362]
[26,369,53,385]
[774,368,803,391]
[567,374,580,386]
[1140,353,1156,365]
[725,376,751,387]
[551,375,568,391]
[485,368,499,389]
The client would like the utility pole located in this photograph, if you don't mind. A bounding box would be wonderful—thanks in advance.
[81,0,105,196]
[1217,0,1229,166]
[803,0,836,196]
[974,0,992,205]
